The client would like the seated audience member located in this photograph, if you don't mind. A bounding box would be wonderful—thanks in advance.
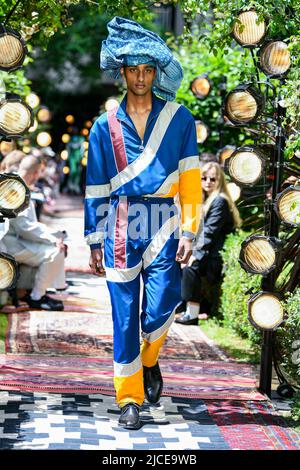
[0,150,25,173]
[176,162,241,325]
[2,155,66,311]
[29,147,61,218]
[0,140,17,160]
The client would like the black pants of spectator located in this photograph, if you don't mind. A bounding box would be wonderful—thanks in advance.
[34,200,43,221]
[179,257,222,314]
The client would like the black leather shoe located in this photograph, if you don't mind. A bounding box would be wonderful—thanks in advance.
[44,295,64,309]
[143,362,163,404]
[175,312,198,325]
[118,403,141,429]
[26,295,64,311]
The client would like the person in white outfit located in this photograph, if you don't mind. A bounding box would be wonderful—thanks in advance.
[2,155,66,310]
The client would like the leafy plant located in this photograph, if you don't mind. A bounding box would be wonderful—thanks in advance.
[178,0,300,158]
[220,230,262,347]
[291,391,300,422]
[2,0,300,156]
[0,68,32,98]
[276,288,300,386]
[26,5,162,103]
[172,34,255,154]
[0,1,80,48]
[170,34,267,230]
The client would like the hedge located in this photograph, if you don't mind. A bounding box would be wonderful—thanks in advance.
[220,232,300,393]
[276,288,300,387]
[220,230,262,347]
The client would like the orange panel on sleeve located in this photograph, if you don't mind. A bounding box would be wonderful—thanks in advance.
[179,168,202,235]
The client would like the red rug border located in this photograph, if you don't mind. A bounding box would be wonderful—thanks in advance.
[0,353,267,401]
[0,382,267,401]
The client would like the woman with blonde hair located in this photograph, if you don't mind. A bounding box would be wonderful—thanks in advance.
[176,161,241,324]
[0,150,25,173]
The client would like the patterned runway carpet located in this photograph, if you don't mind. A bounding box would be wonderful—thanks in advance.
[0,392,230,450]
[1,391,299,450]
[1,275,298,449]
[5,311,219,361]
[206,400,300,450]
[1,274,263,401]
[0,355,264,401]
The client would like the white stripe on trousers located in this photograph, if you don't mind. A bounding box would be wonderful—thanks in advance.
[105,215,179,283]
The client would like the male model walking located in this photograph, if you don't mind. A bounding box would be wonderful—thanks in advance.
[85,16,202,429]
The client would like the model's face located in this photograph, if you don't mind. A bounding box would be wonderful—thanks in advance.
[202,167,218,195]
[121,64,156,97]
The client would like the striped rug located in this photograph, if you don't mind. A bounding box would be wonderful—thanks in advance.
[0,354,264,401]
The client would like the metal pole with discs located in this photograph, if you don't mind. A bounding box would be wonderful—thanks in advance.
[259,95,286,397]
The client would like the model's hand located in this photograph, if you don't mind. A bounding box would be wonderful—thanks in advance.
[63,243,68,258]
[175,236,193,264]
[56,237,65,253]
[89,248,105,276]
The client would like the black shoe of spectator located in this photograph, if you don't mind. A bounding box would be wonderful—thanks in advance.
[26,295,64,311]
[23,293,63,309]
[44,295,64,308]
[175,312,198,325]
[55,281,75,291]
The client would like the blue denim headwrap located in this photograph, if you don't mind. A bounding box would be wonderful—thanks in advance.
[100,16,183,101]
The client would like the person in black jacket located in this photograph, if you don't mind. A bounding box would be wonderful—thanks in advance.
[175,161,241,325]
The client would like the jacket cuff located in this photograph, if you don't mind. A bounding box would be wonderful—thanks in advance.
[90,243,102,250]
[182,230,196,241]
[85,232,103,246]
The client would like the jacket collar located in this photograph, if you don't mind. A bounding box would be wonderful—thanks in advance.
[116,93,166,124]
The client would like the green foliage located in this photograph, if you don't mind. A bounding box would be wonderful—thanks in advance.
[97,0,154,23]
[0,1,155,98]
[0,69,32,98]
[291,391,300,422]
[220,230,262,347]
[0,313,8,353]
[0,1,80,48]
[276,288,300,386]
[200,318,260,363]
[0,1,82,98]
[27,8,110,100]
[178,0,300,157]
[27,5,162,101]
[172,35,255,154]
[2,0,300,155]
[0,1,155,49]
[182,1,300,49]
